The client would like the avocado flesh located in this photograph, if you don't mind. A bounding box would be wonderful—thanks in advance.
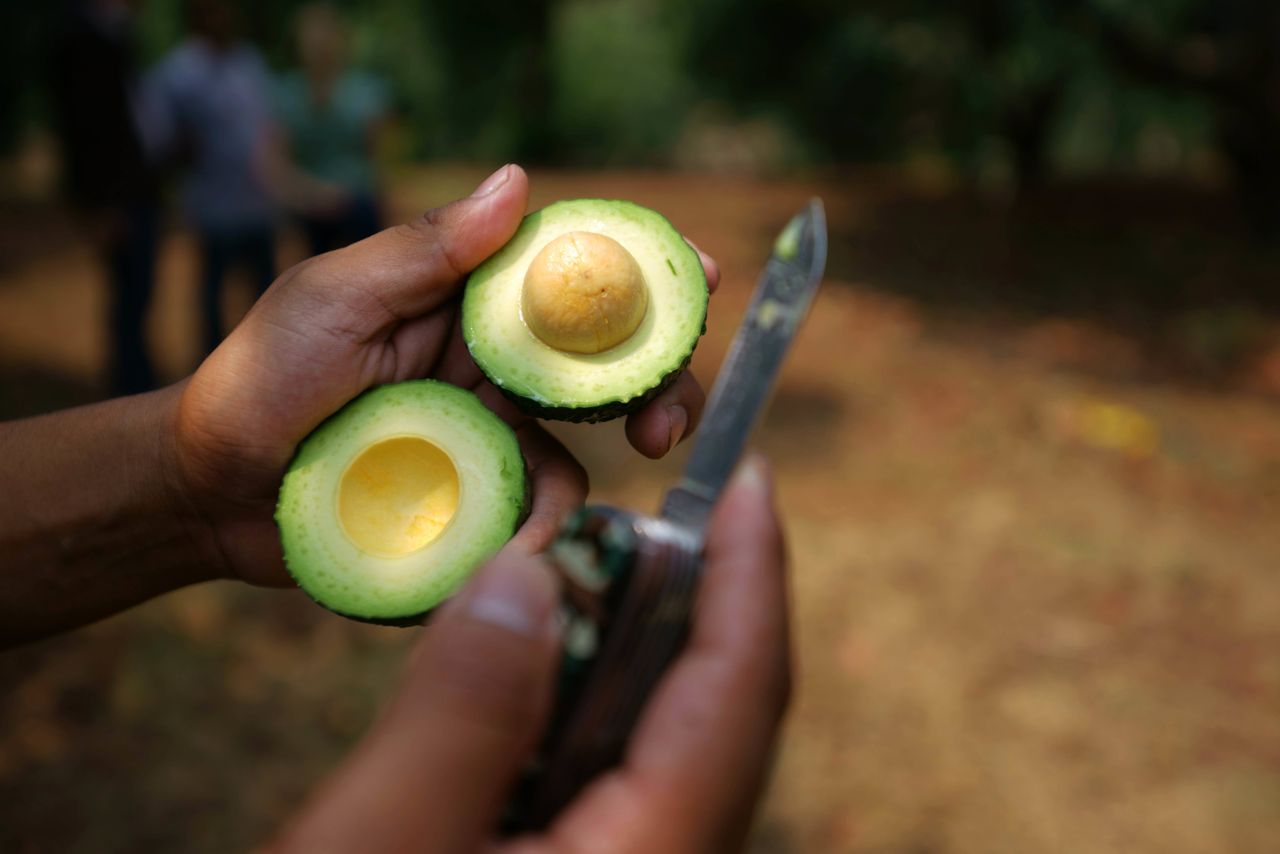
[275,380,527,624]
[462,199,708,423]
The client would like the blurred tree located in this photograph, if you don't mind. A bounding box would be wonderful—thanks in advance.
[426,0,555,161]
[0,0,1271,225]
[0,4,56,157]
[1086,0,1280,232]
[677,0,1086,193]
[548,0,691,164]
[679,0,907,160]
[947,0,1080,192]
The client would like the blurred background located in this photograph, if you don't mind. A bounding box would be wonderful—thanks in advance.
[3,0,1280,851]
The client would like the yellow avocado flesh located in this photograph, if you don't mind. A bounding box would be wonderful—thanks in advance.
[521,231,648,355]
[337,436,460,557]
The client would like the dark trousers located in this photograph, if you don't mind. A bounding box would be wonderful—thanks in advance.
[198,225,276,355]
[105,203,158,396]
[300,193,381,257]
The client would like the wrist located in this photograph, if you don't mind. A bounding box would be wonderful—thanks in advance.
[0,386,227,645]
[152,381,235,584]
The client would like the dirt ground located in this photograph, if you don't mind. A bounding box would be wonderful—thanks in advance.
[2,166,1280,852]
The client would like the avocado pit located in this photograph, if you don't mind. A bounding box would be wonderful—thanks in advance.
[521,231,648,354]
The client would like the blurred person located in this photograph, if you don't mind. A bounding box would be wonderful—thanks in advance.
[276,2,391,255]
[147,0,279,356]
[49,0,159,396]
[0,167,785,852]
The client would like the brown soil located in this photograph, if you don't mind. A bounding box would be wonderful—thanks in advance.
[2,166,1279,852]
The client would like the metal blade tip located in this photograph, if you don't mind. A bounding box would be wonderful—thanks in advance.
[772,198,826,266]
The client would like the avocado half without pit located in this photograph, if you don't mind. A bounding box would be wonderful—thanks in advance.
[462,199,708,422]
[275,380,527,624]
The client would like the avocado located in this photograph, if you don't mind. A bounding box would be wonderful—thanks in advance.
[461,199,708,423]
[275,380,527,624]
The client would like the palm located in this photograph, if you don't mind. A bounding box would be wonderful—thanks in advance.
[176,304,461,586]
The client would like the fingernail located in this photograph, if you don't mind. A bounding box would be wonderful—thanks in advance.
[734,452,772,496]
[462,555,556,639]
[471,164,512,198]
[667,404,688,452]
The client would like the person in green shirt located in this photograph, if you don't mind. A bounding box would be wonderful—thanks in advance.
[276,3,390,255]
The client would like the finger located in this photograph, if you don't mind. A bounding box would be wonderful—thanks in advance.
[508,422,590,555]
[442,377,588,555]
[623,371,706,459]
[379,301,457,384]
[271,554,562,854]
[543,455,790,851]
[685,239,720,294]
[470,378,534,426]
[433,312,488,390]
[290,164,530,334]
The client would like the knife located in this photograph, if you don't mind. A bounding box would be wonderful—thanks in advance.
[503,199,828,832]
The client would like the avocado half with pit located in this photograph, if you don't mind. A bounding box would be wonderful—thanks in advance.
[275,380,527,624]
[462,199,708,422]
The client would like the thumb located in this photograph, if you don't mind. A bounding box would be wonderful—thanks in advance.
[290,163,530,323]
[271,553,561,854]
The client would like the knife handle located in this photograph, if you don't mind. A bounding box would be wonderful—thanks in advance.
[501,506,703,833]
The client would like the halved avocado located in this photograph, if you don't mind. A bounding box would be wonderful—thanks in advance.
[275,380,527,624]
[462,199,708,423]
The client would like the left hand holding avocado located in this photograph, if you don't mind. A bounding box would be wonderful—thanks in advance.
[174,164,720,589]
[0,164,717,644]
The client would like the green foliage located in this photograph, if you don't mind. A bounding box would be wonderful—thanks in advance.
[354,0,446,158]
[1,0,1274,204]
[800,16,909,157]
[548,0,690,164]
[0,3,55,152]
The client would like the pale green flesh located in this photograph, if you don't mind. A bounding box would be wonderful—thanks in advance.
[462,200,708,409]
[275,380,525,621]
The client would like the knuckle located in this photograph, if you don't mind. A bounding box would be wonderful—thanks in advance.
[405,205,446,237]
[402,207,466,280]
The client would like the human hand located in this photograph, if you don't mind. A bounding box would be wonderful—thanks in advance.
[268,457,791,854]
[170,165,720,586]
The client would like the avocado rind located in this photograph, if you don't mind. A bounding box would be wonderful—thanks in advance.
[487,348,696,424]
[462,199,708,422]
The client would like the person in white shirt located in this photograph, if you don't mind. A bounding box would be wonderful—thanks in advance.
[147,0,278,355]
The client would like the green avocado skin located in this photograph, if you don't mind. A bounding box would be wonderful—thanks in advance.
[319,605,431,629]
[463,199,707,423]
[485,345,697,424]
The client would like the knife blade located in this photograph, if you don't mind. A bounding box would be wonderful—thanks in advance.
[660,198,828,537]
